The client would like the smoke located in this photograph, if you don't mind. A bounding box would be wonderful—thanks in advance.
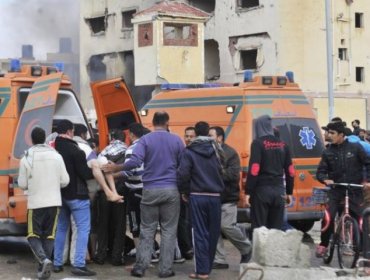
[0,0,79,60]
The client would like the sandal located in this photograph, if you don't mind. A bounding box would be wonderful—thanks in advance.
[189,273,209,279]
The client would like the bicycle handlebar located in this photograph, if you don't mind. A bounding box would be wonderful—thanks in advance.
[329,183,363,189]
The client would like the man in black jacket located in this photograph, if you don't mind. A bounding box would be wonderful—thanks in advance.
[177,121,224,280]
[246,115,294,231]
[315,121,370,257]
[53,120,96,276]
[209,126,252,269]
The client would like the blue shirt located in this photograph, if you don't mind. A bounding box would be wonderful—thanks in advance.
[123,128,184,189]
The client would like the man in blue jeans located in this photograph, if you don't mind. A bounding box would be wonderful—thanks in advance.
[53,120,96,276]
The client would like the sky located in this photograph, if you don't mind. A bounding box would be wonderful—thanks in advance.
[0,0,80,60]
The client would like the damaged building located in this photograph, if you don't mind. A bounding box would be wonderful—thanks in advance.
[80,0,370,126]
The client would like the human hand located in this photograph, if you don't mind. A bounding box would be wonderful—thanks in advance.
[181,194,188,203]
[101,162,118,173]
[364,183,370,190]
[245,195,251,207]
[323,179,334,186]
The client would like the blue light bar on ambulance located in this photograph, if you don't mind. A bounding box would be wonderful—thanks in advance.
[161,83,223,90]
[243,70,253,82]
[54,62,64,72]
[10,59,21,72]
[286,71,294,83]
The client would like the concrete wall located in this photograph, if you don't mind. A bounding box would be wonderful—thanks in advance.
[80,0,370,126]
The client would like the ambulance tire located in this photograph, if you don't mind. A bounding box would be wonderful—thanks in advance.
[290,220,315,233]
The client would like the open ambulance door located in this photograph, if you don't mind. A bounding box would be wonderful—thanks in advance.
[10,73,63,223]
[91,78,141,149]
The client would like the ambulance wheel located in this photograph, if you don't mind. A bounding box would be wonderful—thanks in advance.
[290,220,315,232]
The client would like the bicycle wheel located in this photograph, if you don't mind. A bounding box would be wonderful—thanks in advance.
[337,217,360,269]
[323,233,336,264]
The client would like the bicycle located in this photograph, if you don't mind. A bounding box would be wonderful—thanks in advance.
[312,182,363,269]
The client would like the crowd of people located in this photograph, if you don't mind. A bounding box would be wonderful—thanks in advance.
[19,110,370,279]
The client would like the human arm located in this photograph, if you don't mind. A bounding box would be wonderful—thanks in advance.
[316,152,330,184]
[123,139,146,171]
[177,150,192,195]
[222,146,241,183]
[59,156,70,188]
[283,145,295,195]
[17,158,28,190]
[245,140,262,195]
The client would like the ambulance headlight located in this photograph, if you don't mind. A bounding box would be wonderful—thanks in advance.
[140,109,148,116]
[226,105,235,114]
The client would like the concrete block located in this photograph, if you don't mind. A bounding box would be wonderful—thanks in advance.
[252,227,311,268]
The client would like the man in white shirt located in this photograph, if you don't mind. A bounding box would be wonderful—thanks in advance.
[18,127,69,280]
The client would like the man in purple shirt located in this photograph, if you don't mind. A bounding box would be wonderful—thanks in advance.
[125,111,184,278]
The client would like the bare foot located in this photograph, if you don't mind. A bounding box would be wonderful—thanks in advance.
[107,194,124,203]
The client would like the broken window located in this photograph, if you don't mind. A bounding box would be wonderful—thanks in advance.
[163,22,198,46]
[87,55,107,82]
[122,9,136,29]
[189,0,215,13]
[86,16,106,35]
[138,23,153,47]
[204,39,220,81]
[237,0,260,9]
[338,48,348,60]
[356,67,364,82]
[355,13,364,28]
[240,49,258,70]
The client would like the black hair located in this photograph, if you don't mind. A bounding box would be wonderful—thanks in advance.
[353,119,360,125]
[209,126,225,141]
[195,121,210,137]
[152,111,169,126]
[74,123,88,137]
[185,126,195,133]
[273,127,280,138]
[31,127,46,145]
[331,117,342,123]
[109,129,125,142]
[87,137,99,149]
[129,123,148,138]
[327,121,346,135]
[56,119,74,134]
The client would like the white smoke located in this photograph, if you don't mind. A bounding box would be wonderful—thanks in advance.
[0,0,79,60]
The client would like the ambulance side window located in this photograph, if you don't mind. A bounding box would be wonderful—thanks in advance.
[18,89,30,115]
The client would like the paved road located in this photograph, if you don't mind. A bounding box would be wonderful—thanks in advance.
[0,222,340,280]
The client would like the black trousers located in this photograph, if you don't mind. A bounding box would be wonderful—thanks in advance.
[95,191,126,262]
[127,189,142,238]
[250,185,285,231]
[177,199,193,255]
[320,189,363,247]
[27,207,59,263]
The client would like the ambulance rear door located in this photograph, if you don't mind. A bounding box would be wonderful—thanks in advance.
[91,77,141,149]
[10,73,63,223]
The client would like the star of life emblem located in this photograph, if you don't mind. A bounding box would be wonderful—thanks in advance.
[299,127,316,150]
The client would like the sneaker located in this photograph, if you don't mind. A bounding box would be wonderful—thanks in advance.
[131,267,145,278]
[53,265,63,273]
[241,251,252,263]
[183,250,194,260]
[174,256,185,264]
[315,245,328,258]
[158,270,175,278]
[71,266,96,276]
[37,259,52,279]
[151,253,159,263]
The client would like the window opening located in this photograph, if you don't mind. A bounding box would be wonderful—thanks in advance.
[356,67,364,82]
[122,10,136,29]
[163,22,198,46]
[355,13,364,28]
[237,0,260,9]
[240,49,258,70]
[338,48,348,60]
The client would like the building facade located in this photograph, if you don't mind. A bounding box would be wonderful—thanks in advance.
[80,0,370,127]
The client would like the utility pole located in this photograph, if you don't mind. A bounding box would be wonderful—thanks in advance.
[325,0,334,120]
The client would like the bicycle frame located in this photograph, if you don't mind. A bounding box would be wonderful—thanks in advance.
[321,183,363,233]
